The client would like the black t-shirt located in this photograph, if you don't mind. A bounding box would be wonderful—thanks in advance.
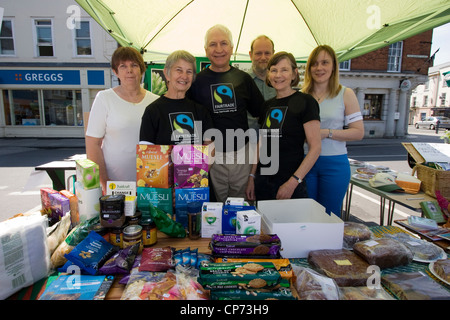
[187,66,264,151]
[139,95,214,145]
[258,91,320,180]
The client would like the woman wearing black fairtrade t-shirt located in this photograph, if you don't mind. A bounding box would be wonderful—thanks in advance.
[139,50,213,146]
[245,51,321,201]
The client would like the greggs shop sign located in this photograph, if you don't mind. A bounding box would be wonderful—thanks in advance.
[0,70,104,85]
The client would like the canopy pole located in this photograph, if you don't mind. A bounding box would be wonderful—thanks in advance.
[233,0,250,61]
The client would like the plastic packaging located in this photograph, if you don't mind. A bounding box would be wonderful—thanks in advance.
[187,202,201,240]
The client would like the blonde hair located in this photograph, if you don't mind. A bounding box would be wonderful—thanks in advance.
[302,45,342,98]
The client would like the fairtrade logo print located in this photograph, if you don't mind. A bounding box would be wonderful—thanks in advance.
[213,85,233,103]
[264,107,287,129]
[172,113,194,133]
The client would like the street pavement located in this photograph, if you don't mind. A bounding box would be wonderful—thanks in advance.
[0,126,447,223]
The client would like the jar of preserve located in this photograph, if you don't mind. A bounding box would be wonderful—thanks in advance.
[123,224,143,253]
[140,217,157,247]
[109,226,124,248]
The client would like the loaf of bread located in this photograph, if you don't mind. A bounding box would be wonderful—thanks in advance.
[353,238,413,269]
[343,222,373,249]
[433,259,450,282]
[307,249,370,287]
[382,272,450,300]
[385,233,444,261]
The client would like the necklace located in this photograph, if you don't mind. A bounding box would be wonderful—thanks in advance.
[313,91,328,103]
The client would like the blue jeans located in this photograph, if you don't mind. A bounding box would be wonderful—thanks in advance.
[305,154,351,217]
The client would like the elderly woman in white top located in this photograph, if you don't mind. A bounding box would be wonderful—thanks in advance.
[302,45,364,217]
[85,46,158,193]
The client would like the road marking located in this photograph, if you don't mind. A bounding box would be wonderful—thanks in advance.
[353,190,410,218]
[8,191,41,196]
[0,186,8,190]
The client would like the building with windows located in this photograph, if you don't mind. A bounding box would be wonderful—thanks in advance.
[409,61,450,125]
[0,1,117,138]
[339,30,434,138]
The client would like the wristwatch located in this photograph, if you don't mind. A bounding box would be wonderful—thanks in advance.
[292,174,302,184]
[328,129,333,139]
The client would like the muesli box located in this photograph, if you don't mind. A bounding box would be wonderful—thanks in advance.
[136,145,173,188]
[172,145,209,189]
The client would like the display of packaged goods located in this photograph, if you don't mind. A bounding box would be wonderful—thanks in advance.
[352,238,413,269]
[174,187,209,228]
[106,181,137,196]
[59,189,79,226]
[40,187,58,215]
[76,159,100,190]
[137,187,173,215]
[222,203,255,234]
[215,257,293,279]
[236,209,261,235]
[343,222,374,249]
[307,249,371,287]
[210,285,296,300]
[407,215,439,230]
[382,271,450,300]
[201,202,223,238]
[197,261,282,290]
[136,144,173,188]
[420,200,447,223]
[210,234,281,258]
[172,145,209,189]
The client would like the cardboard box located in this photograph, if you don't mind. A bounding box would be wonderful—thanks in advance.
[136,145,173,188]
[222,203,255,235]
[201,202,223,238]
[172,145,209,189]
[75,181,101,222]
[175,187,209,228]
[106,181,137,196]
[259,199,344,258]
[49,193,70,222]
[40,187,58,215]
[76,159,100,190]
[137,187,173,215]
[236,209,261,235]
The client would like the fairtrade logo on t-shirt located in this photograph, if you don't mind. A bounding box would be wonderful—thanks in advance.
[261,106,288,138]
[169,112,199,143]
[210,83,237,113]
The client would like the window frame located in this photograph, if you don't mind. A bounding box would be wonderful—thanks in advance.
[73,19,93,57]
[32,18,55,57]
[387,41,403,73]
[0,18,16,56]
[339,59,351,71]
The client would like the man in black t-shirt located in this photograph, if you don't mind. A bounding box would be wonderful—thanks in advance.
[188,24,264,202]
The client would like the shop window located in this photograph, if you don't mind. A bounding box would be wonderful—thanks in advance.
[2,89,40,125]
[440,93,447,107]
[2,89,83,126]
[0,19,15,55]
[43,90,83,126]
[34,19,54,57]
[387,41,403,72]
[339,60,351,71]
[74,21,92,56]
[362,94,383,120]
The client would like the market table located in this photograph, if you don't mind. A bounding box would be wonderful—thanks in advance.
[342,167,435,226]
[34,154,85,191]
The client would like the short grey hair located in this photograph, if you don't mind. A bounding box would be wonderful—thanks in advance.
[204,24,234,49]
[164,50,197,78]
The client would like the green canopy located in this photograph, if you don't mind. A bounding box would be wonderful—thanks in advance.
[76,0,450,63]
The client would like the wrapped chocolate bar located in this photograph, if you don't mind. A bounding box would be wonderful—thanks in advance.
[210,234,281,258]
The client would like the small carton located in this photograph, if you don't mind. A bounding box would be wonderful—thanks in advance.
[222,203,255,235]
[136,145,173,188]
[172,145,209,189]
[259,199,344,258]
[137,187,173,215]
[124,195,137,217]
[175,188,210,228]
[236,209,261,235]
[75,181,102,222]
[40,187,58,215]
[49,193,70,222]
[59,189,79,226]
[76,159,100,190]
[225,197,245,206]
[106,181,137,196]
[201,202,223,238]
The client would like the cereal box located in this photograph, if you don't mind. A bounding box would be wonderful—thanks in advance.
[174,187,210,228]
[172,145,209,189]
[136,145,173,188]
[137,187,173,215]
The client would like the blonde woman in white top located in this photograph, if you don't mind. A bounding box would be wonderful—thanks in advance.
[302,45,364,217]
[86,47,158,193]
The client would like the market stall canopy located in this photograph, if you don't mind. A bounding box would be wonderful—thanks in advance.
[75,0,450,63]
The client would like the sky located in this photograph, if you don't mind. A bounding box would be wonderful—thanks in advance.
[430,22,450,66]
